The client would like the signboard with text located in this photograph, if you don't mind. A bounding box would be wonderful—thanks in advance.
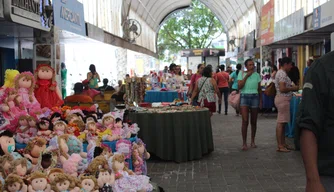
[260,0,275,46]
[53,0,86,36]
[313,0,334,30]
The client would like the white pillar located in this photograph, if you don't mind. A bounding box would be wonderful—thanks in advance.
[331,32,334,51]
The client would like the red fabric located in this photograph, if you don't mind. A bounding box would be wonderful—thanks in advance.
[190,73,202,87]
[64,95,93,103]
[35,79,64,109]
[215,71,230,88]
[204,99,216,113]
[83,89,100,99]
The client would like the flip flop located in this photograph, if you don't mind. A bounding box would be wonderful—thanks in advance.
[284,144,295,150]
[277,147,291,152]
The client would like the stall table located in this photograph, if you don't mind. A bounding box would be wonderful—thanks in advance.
[128,109,214,162]
[144,90,179,103]
[285,95,302,138]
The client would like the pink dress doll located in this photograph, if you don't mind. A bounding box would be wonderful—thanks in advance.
[34,64,64,109]
[16,115,33,144]
[14,71,41,112]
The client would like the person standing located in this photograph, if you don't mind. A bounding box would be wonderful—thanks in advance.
[188,64,204,106]
[215,65,230,115]
[87,64,101,89]
[64,83,93,103]
[304,59,313,77]
[191,66,221,116]
[61,62,67,99]
[237,59,262,151]
[230,64,242,115]
[274,57,299,152]
[288,62,300,86]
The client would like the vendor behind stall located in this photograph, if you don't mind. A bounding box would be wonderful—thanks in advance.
[64,83,93,103]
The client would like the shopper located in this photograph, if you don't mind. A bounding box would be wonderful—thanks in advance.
[271,65,278,80]
[303,59,313,76]
[169,63,177,74]
[174,65,184,84]
[112,82,126,102]
[288,62,300,86]
[191,66,221,116]
[215,65,230,115]
[298,52,334,192]
[64,83,93,103]
[98,78,115,92]
[87,64,101,89]
[237,59,262,151]
[274,57,299,152]
[230,63,242,115]
[114,80,123,92]
[186,69,193,80]
[188,64,205,106]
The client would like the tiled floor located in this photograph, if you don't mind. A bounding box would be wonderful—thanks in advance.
[147,110,307,192]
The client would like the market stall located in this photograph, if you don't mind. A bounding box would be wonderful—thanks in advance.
[128,106,214,162]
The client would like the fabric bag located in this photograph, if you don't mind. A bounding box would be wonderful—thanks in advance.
[228,90,240,110]
[264,82,276,96]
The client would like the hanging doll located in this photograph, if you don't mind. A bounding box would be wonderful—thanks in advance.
[15,71,41,112]
[23,138,47,165]
[37,117,54,141]
[96,169,114,192]
[4,174,28,192]
[51,173,81,192]
[9,158,29,177]
[111,153,153,192]
[53,120,67,136]
[79,175,99,192]
[62,153,82,177]
[28,172,52,192]
[34,64,64,109]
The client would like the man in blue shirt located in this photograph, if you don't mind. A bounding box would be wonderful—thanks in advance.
[303,59,313,76]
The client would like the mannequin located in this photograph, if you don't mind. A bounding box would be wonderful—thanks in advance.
[261,61,272,80]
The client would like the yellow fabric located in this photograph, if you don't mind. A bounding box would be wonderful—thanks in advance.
[3,69,19,88]
[98,129,112,140]
[77,133,86,140]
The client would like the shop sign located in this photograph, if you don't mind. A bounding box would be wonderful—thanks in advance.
[313,0,334,30]
[203,49,225,57]
[53,0,86,36]
[274,8,304,42]
[260,0,275,46]
[3,0,51,31]
[180,49,203,57]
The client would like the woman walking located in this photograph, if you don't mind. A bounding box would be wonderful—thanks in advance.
[87,64,101,89]
[188,64,205,106]
[237,59,262,151]
[215,65,230,115]
[230,64,242,115]
[191,66,221,116]
[274,57,299,152]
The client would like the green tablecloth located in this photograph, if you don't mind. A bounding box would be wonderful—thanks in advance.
[129,110,214,162]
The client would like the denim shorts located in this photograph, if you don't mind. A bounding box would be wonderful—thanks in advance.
[240,94,259,108]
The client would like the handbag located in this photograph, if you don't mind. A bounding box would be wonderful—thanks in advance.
[228,90,240,110]
[194,78,208,104]
[264,82,276,96]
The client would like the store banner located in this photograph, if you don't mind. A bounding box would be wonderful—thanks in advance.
[260,0,275,46]
[53,0,86,36]
[313,0,334,30]
[274,9,304,42]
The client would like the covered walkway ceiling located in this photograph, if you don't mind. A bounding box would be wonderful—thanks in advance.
[125,0,254,32]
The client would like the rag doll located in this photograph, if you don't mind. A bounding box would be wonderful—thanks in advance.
[34,64,64,108]
[112,154,153,192]
[28,172,51,192]
[51,173,81,192]
[4,174,28,192]
[96,169,114,192]
[98,114,119,141]
[86,156,109,175]
[37,117,53,141]
[135,139,150,175]
[2,69,20,89]
[15,71,41,112]
[85,121,99,142]
[84,115,98,123]
[48,168,64,183]
[114,118,131,139]
[132,144,144,175]
[62,154,82,177]
[123,122,140,137]
[32,149,58,175]
[0,154,14,177]
[23,138,47,165]
[79,175,99,192]
[9,158,29,177]
[53,120,67,136]
[66,114,82,136]
[15,115,31,144]
[27,115,38,136]
[50,112,62,123]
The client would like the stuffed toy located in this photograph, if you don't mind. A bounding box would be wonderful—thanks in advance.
[50,112,62,123]
[111,153,153,192]
[135,138,150,175]
[48,168,64,183]
[31,149,58,175]
[53,120,67,136]
[99,114,119,142]
[23,138,47,165]
[86,156,108,175]
[0,130,28,162]
[79,175,99,192]
[28,172,51,192]
[34,64,63,108]
[27,116,38,135]
[14,71,41,112]
[4,174,28,192]
[37,117,53,141]
[0,154,14,177]
[15,114,30,143]
[62,153,82,177]
[50,173,81,192]
[132,143,144,175]
[96,169,114,192]
[2,69,20,89]
[9,158,29,177]
[114,118,131,139]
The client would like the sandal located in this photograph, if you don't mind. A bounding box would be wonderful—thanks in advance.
[284,144,295,150]
[277,147,291,152]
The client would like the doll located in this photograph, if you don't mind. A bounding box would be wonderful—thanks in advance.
[86,156,109,175]
[111,154,153,192]
[51,173,80,192]
[48,168,64,183]
[15,71,41,112]
[0,154,14,177]
[37,117,53,141]
[84,115,98,123]
[15,115,30,143]
[3,69,20,89]
[34,64,64,108]
[85,121,99,142]
[132,144,144,175]
[32,149,58,175]
[66,114,82,136]
[50,112,62,123]
[135,139,150,175]
[79,175,99,192]
[96,169,114,192]
[123,122,140,137]
[9,158,29,177]
[27,115,38,135]
[53,120,67,136]
[23,138,47,165]
[4,174,28,192]
[28,172,51,192]
[62,153,82,177]
[98,114,119,142]
[114,118,131,139]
